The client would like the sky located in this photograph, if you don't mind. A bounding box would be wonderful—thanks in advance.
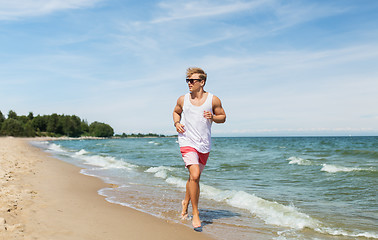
[1,0,378,136]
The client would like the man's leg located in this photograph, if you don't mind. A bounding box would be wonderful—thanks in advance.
[187,164,201,228]
[181,178,190,219]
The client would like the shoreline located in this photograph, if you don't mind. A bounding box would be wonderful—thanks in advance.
[0,137,214,240]
[30,136,177,141]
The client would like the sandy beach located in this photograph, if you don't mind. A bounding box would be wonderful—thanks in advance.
[0,137,214,240]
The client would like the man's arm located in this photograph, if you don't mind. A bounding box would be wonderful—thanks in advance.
[173,95,185,133]
[204,95,226,123]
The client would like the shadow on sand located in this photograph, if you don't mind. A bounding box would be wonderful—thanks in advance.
[199,208,241,228]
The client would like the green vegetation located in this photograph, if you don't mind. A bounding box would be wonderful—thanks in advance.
[89,121,114,137]
[0,110,114,138]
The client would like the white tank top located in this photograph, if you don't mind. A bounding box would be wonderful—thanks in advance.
[178,92,213,153]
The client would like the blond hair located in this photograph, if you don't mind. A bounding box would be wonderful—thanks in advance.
[186,67,207,81]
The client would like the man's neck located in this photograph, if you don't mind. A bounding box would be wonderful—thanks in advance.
[190,89,206,99]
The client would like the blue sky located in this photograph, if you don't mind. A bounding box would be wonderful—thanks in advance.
[1,0,377,136]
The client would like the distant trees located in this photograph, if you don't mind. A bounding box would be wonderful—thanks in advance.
[114,132,167,138]
[1,118,24,137]
[0,110,114,138]
[89,121,114,137]
[0,111,5,132]
[8,110,17,119]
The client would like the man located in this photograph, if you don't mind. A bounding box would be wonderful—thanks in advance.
[173,67,226,231]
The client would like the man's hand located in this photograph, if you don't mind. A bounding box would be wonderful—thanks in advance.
[176,123,185,133]
[203,111,213,120]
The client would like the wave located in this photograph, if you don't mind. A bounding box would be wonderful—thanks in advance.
[145,166,175,179]
[321,164,373,173]
[287,156,312,166]
[287,156,376,174]
[44,142,136,170]
[316,227,378,239]
[79,154,134,169]
[148,141,162,146]
[75,149,88,156]
[206,188,320,230]
[47,143,67,153]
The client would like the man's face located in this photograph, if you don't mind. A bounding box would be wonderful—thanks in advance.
[187,73,203,92]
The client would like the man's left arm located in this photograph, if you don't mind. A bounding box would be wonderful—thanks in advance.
[204,95,226,123]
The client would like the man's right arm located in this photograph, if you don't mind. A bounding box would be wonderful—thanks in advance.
[173,96,185,133]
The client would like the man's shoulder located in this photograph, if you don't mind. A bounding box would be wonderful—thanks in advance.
[177,94,186,105]
[178,94,187,100]
[211,94,222,104]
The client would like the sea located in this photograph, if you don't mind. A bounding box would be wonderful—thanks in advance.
[32,136,378,240]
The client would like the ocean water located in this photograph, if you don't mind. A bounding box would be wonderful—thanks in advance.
[33,137,378,240]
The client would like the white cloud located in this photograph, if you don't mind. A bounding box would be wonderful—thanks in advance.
[114,0,354,61]
[0,0,103,20]
[151,0,271,23]
[268,1,348,32]
[202,44,378,78]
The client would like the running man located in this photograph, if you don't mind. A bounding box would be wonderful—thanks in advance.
[173,67,226,230]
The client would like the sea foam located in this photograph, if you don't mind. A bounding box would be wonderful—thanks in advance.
[75,149,88,155]
[316,226,378,239]
[46,142,135,170]
[47,143,66,153]
[203,188,320,230]
[79,154,132,169]
[287,156,312,165]
[145,166,175,179]
[321,164,369,173]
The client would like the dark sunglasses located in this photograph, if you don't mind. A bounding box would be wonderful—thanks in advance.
[186,79,203,84]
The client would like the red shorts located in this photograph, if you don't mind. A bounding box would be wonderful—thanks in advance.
[180,146,210,173]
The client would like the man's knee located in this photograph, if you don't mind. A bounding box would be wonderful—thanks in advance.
[188,165,201,182]
[190,174,200,182]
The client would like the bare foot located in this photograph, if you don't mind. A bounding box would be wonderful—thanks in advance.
[192,213,201,228]
[181,200,189,219]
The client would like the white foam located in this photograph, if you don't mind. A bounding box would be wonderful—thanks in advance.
[287,156,312,165]
[145,166,174,179]
[75,149,88,155]
[79,154,134,169]
[47,143,66,153]
[46,142,135,170]
[147,141,161,146]
[321,164,365,173]
[316,227,378,239]
[201,188,320,230]
[146,167,191,189]
[145,166,175,173]
[165,176,187,188]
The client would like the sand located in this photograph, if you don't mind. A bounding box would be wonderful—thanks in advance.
[0,137,214,240]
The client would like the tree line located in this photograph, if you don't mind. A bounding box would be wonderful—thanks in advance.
[0,110,114,138]
[114,133,167,138]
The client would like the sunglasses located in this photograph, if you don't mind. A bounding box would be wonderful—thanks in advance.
[186,79,203,84]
